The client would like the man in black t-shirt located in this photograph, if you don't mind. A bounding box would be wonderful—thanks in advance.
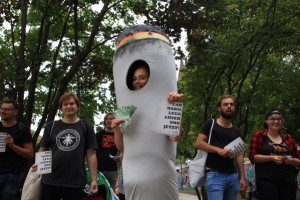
[0,99,33,200]
[35,93,98,200]
[196,95,247,200]
[96,113,118,191]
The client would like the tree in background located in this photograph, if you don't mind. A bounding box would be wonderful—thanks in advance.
[0,0,157,146]
[1,0,300,160]
[143,0,300,160]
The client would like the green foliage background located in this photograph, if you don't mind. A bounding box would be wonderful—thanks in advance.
[0,0,300,164]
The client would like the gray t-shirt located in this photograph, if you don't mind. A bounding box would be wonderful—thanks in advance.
[40,120,97,188]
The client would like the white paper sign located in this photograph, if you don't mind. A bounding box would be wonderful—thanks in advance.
[0,132,7,152]
[151,100,183,136]
[224,137,246,158]
[35,151,52,174]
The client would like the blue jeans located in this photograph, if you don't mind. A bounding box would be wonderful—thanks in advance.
[206,171,239,200]
[0,172,23,200]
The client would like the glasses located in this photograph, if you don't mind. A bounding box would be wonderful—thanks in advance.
[0,108,15,112]
[268,118,283,122]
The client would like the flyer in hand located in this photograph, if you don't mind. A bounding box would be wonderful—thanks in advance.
[114,105,137,130]
[224,137,246,158]
[0,132,7,152]
[151,100,183,136]
[35,151,52,174]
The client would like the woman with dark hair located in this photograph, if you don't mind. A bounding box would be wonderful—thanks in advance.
[249,110,300,200]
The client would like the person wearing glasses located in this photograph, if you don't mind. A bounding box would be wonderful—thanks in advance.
[249,110,300,200]
[0,99,34,200]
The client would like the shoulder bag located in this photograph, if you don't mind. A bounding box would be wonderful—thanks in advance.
[188,119,215,187]
[21,167,41,200]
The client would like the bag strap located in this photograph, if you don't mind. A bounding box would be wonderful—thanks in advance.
[207,119,214,144]
[49,120,56,137]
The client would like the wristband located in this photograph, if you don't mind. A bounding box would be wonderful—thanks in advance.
[240,177,245,180]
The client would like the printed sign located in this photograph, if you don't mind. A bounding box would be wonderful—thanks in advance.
[224,137,246,158]
[35,151,52,174]
[0,132,7,152]
[152,100,183,136]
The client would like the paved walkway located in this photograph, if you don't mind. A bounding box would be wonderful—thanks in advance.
[179,193,199,200]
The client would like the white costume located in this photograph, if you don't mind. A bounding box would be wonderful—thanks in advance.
[113,25,179,200]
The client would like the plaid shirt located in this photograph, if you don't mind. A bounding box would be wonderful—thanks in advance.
[249,130,300,164]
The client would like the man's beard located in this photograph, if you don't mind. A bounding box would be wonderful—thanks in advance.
[0,117,10,121]
[220,110,235,120]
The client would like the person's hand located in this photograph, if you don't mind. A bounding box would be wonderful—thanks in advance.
[31,164,38,172]
[217,148,232,158]
[273,156,284,164]
[5,134,15,148]
[169,135,181,142]
[111,119,126,130]
[90,180,98,194]
[283,156,296,166]
[239,178,247,191]
[167,92,184,103]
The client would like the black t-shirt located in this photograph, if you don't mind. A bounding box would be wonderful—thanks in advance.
[255,137,297,183]
[96,129,118,171]
[40,120,98,188]
[201,119,242,173]
[0,122,32,173]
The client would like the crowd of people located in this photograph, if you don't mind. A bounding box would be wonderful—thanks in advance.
[1,24,300,200]
[0,60,183,200]
[1,92,300,200]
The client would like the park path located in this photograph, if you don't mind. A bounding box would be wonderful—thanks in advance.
[179,193,199,200]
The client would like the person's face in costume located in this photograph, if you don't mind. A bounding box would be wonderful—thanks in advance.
[133,66,149,90]
[61,97,79,118]
[219,97,235,120]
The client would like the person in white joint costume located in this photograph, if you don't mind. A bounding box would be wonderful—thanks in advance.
[112,24,183,200]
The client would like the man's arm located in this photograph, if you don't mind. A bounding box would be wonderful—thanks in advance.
[86,149,98,192]
[114,126,124,152]
[196,133,231,157]
[5,135,34,160]
[112,119,125,152]
[236,154,247,191]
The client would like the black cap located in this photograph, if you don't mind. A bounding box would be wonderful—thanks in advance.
[265,110,281,119]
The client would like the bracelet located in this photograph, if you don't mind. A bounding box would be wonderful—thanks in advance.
[240,177,246,180]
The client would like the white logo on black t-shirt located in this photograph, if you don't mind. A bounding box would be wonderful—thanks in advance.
[56,129,80,151]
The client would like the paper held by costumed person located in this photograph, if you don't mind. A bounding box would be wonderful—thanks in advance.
[113,24,181,200]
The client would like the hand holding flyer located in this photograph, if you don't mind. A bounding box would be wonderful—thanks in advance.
[35,151,52,174]
[151,100,183,136]
[224,137,246,158]
[114,105,137,130]
[0,132,7,152]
